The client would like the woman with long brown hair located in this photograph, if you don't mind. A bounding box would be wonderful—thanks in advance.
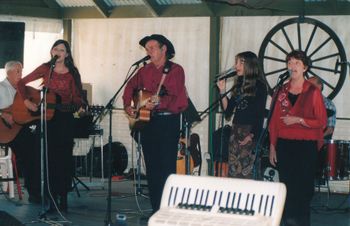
[217,51,267,178]
[17,39,86,212]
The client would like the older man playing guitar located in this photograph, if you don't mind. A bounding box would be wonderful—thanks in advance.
[0,61,40,203]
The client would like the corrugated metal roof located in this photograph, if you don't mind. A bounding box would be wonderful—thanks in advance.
[55,0,95,7]
[156,0,202,5]
[106,0,202,6]
[53,0,350,9]
[55,0,202,7]
[1,0,349,19]
[304,0,327,2]
[105,0,145,6]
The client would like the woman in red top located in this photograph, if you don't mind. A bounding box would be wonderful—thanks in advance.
[17,39,86,213]
[269,50,327,226]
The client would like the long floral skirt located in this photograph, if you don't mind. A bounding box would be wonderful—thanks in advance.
[227,124,256,178]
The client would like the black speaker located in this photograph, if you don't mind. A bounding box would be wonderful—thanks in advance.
[0,22,25,68]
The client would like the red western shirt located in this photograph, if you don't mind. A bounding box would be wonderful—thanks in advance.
[123,61,188,114]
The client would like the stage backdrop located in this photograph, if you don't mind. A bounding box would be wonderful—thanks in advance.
[1,15,349,176]
[72,16,350,175]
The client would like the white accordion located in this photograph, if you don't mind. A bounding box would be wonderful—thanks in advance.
[149,174,286,226]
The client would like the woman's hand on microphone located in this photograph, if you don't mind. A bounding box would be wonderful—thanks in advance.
[217,80,226,94]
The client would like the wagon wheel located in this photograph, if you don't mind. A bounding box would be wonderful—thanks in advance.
[258,17,347,99]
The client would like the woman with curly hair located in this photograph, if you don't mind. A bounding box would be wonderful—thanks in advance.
[269,50,327,226]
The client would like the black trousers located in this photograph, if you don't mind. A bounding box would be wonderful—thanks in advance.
[9,123,40,197]
[30,111,74,198]
[140,114,180,212]
[276,138,317,226]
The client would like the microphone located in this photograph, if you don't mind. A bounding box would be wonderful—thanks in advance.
[132,55,150,66]
[50,55,59,66]
[214,68,237,82]
[277,69,291,86]
[279,69,291,80]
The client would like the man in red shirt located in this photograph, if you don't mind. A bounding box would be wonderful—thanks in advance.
[123,34,188,213]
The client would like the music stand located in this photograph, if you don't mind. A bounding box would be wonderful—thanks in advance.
[182,97,200,175]
[183,98,201,125]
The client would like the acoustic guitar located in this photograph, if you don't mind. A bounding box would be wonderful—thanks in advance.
[128,70,167,130]
[1,87,103,143]
[12,86,83,125]
[176,137,194,175]
[0,107,22,144]
[128,90,155,130]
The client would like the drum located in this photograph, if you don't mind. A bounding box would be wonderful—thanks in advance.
[263,167,279,182]
[86,142,128,177]
[260,155,279,182]
[322,140,350,180]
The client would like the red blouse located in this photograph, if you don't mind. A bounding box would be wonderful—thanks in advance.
[17,64,83,106]
[123,62,188,114]
[269,80,327,150]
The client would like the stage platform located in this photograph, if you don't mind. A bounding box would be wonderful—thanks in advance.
[0,176,348,226]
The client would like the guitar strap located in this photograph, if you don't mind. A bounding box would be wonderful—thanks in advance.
[155,60,172,96]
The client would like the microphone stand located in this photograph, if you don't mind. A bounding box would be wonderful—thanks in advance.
[252,76,287,180]
[93,63,141,226]
[181,98,200,175]
[38,62,55,220]
[215,87,236,178]
[198,88,233,176]
[39,87,47,219]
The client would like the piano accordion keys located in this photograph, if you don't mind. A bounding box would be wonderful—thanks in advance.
[149,174,286,226]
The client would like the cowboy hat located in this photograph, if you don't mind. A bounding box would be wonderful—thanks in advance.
[139,34,175,59]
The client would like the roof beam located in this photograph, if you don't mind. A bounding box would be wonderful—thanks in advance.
[0,4,62,19]
[43,0,61,9]
[1,0,350,20]
[62,7,102,19]
[151,4,217,17]
[93,0,112,18]
[62,3,350,19]
[142,0,161,17]
[201,2,216,16]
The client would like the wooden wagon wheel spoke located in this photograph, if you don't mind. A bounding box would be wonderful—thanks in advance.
[258,17,347,99]
[308,70,335,90]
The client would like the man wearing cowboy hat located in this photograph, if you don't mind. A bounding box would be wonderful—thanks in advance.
[123,34,188,213]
